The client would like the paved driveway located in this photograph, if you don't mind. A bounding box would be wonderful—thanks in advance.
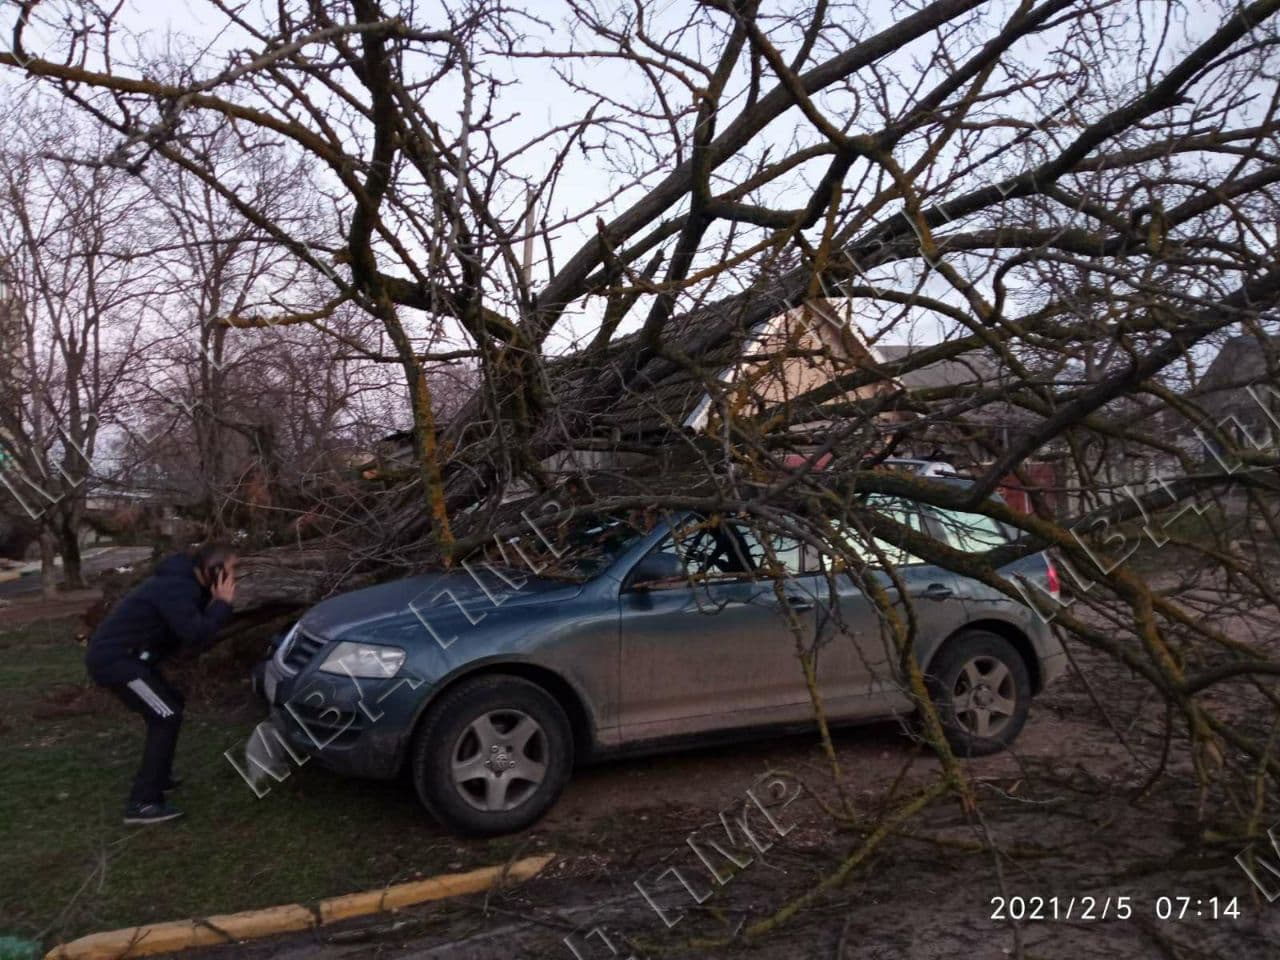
[0,545,152,599]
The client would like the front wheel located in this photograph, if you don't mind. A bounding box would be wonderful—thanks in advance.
[411,675,574,836]
[926,630,1031,756]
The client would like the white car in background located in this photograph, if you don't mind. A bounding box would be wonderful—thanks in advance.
[880,458,963,478]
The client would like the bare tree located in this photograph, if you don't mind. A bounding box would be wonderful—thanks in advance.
[0,104,157,590]
[109,117,474,546]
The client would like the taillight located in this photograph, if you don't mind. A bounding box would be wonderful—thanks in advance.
[1045,557,1061,601]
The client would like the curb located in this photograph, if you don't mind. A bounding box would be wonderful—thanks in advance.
[43,853,556,960]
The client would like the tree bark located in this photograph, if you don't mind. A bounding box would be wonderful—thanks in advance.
[39,528,57,598]
[57,511,84,589]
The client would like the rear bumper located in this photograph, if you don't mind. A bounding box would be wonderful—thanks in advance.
[1038,650,1068,689]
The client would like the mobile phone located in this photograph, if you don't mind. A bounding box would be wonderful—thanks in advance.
[208,563,225,587]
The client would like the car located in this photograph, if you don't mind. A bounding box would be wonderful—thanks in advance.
[876,457,964,478]
[258,488,1066,835]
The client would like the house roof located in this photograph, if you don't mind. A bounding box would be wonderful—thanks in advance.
[544,295,788,439]
[870,344,1003,392]
[543,298,927,441]
[868,341,1044,441]
[1196,335,1280,421]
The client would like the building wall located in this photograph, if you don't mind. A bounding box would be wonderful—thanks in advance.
[701,300,897,447]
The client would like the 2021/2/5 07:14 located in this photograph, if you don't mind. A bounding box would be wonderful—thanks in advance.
[990,895,1241,921]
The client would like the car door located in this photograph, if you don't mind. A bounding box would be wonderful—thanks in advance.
[811,497,971,716]
[616,517,819,740]
[923,505,1019,618]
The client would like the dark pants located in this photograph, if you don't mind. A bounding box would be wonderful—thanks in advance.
[90,659,184,805]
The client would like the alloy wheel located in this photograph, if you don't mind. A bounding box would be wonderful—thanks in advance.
[449,709,548,812]
[952,655,1018,738]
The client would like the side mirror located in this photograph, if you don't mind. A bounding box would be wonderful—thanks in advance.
[629,551,685,587]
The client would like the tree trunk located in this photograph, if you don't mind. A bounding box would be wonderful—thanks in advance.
[39,528,58,599]
[57,515,84,589]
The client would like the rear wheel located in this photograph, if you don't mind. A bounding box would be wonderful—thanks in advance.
[926,630,1031,756]
[411,675,573,836]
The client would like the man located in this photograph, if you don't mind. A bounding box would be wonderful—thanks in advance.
[86,542,238,825]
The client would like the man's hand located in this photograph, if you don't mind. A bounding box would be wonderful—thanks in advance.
[211,567,237,605]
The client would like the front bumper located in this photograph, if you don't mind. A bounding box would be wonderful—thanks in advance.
[261,656,424,780]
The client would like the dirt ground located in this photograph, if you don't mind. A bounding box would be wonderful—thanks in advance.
[167,650,1280,959]
[16,584,1280,959]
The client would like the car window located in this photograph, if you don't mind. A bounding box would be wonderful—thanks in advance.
[828,496,924,568]
[648,518,804,583]
[732,524,804,576]
[665,519,753,579]
[931,508,1008,552]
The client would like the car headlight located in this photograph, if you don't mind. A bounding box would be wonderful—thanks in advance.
[318,641,406,679]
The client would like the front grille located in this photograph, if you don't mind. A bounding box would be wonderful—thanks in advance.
[283,630,328,672]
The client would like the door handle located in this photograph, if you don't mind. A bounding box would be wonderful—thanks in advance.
[920,583,954,601]
[779,596,815,612]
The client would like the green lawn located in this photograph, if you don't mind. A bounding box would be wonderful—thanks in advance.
[0,618,530,949]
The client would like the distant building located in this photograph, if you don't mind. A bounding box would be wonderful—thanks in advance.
[540,300,1049,479]
[1194,334,1280,453]
[541,297,907,476]
[868,342,1028,466]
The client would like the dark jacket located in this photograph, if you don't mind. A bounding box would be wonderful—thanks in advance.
[86,553,232,677]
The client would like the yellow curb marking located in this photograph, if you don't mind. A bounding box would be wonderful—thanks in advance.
[44,853,556,959]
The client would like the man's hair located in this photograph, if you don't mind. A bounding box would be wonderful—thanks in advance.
[192,541,237,574]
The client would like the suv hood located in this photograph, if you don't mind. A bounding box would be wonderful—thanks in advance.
[300,569,584,639]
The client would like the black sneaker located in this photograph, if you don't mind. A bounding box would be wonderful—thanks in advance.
[123,801,184,825]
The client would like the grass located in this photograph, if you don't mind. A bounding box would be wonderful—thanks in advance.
[0,617,540,949]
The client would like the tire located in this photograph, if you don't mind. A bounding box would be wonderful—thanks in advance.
[411,675,574,836]
[925,630,1032,757]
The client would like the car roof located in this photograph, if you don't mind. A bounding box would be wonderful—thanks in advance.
[872,457,969,477]
[860,474,1013,511]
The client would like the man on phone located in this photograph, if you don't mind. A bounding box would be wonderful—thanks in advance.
[86,542,238,824]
